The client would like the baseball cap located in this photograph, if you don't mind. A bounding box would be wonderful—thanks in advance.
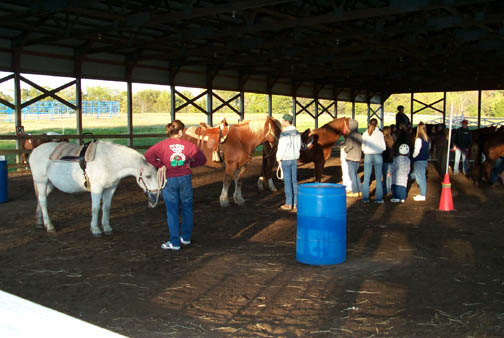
[282,114,293,122]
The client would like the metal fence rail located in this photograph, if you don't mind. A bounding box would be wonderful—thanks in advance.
[0,101,120,122]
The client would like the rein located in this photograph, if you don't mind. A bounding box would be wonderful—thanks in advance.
[138,166,167,207]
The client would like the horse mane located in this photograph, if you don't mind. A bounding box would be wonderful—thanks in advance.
[317,117,349,135]
[236,116,272,137]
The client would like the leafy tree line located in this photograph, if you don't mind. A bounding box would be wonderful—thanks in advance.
[1,86,503,117]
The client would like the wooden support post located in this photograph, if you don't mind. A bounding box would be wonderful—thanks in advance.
[334,99,338,118]
[380,98,384,129]
[367,101,371,124]
[443,92,447,125]
[170,84,176,122]
[126,80,133,147]
[477,90,481,128]
[240,91,245,120]
[351,100,355,120]
[267,93,272,118]
[410,92,414,126]
[75,77,83,144]
[314,98,319,129]
[292,96,297,126]
[206,89,213,125]
[14,71,21,163]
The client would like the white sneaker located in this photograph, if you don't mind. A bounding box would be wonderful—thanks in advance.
[400,199,405,203]
[161,241,180,250]
[413,195,426,201]
[180,237,191,245]
[390,198,401,203]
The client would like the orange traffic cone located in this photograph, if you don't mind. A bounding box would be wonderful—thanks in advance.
[439,173,454,211]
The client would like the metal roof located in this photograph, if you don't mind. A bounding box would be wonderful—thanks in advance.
[0,0,501,104]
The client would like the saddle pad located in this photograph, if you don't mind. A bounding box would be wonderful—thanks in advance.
[49,142,97,162]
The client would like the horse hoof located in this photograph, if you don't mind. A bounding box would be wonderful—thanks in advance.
[35,224,44,230]
[220,200,230,207]
[235,199,246,206]
[47,227,56,233]
[92,232,103,238]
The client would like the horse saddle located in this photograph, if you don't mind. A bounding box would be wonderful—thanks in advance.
[49,142,97,169]
[185,120,229,162]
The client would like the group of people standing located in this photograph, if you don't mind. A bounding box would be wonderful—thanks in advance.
[143,109,480,251]
[341,105,431,203]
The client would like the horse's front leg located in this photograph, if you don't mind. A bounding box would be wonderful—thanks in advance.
[34,181,55,232]
[315,159,325,182]
[220,172,233,207]
[233,166,247,205]
[90,190,104,237]
[101,186,117,235]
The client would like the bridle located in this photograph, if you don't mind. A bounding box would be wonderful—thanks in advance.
[138,167,166,207]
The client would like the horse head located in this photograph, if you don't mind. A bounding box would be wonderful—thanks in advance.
[264,117,281,147]
[137,159,161,208]
[301,129,318,151]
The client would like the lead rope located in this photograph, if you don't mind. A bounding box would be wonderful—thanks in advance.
[276,161,284,180]
[153,166,167,206]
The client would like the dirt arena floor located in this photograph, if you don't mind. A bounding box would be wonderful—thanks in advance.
[1,157,503,337]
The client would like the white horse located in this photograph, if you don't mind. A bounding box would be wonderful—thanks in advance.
[29,141,161,237]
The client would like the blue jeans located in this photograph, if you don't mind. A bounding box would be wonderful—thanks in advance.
[454,148,468,174]
[162,175,194,246]
[382,161,392,195]
[392,184,407,200]
[347,160,361,193]
[362,154,383,202]
[281,159,298,207]
[413,160,427,197]
[490,157,504,184]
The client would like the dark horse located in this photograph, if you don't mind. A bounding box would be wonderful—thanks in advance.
[184,116,280,206]
[470,126,504,183]
[299,117,350,182]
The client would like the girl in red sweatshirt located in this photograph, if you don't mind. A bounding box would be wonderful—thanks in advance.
[145,120,206,250]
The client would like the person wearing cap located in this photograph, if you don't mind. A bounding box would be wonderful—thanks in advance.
[276,113,302,212]
[452,119,472,175]
[390,143,411,203]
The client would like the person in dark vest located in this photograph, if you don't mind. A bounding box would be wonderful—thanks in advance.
[411,122,430,201]
[395,105,410,130]
[452,119,472,175]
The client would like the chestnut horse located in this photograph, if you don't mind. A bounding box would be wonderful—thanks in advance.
[21,132,69,164]
[299,117,350,182]
[471,126,504,183]
[184,116,280,206]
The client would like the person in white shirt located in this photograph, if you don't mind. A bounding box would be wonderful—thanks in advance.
[361,118,386,203]
[276,113,302,212]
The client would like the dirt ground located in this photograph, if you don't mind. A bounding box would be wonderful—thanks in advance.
[1,157,503,337]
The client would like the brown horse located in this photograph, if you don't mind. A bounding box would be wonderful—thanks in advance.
[184,116,280,206]
[21,132,69,164]
[299,117,350,182]
[471,126,504,183]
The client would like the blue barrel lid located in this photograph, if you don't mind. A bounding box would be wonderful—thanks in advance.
[298,183,345,195]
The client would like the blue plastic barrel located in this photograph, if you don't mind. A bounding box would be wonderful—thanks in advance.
[296,183,346,265]
[0,160,7,203]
